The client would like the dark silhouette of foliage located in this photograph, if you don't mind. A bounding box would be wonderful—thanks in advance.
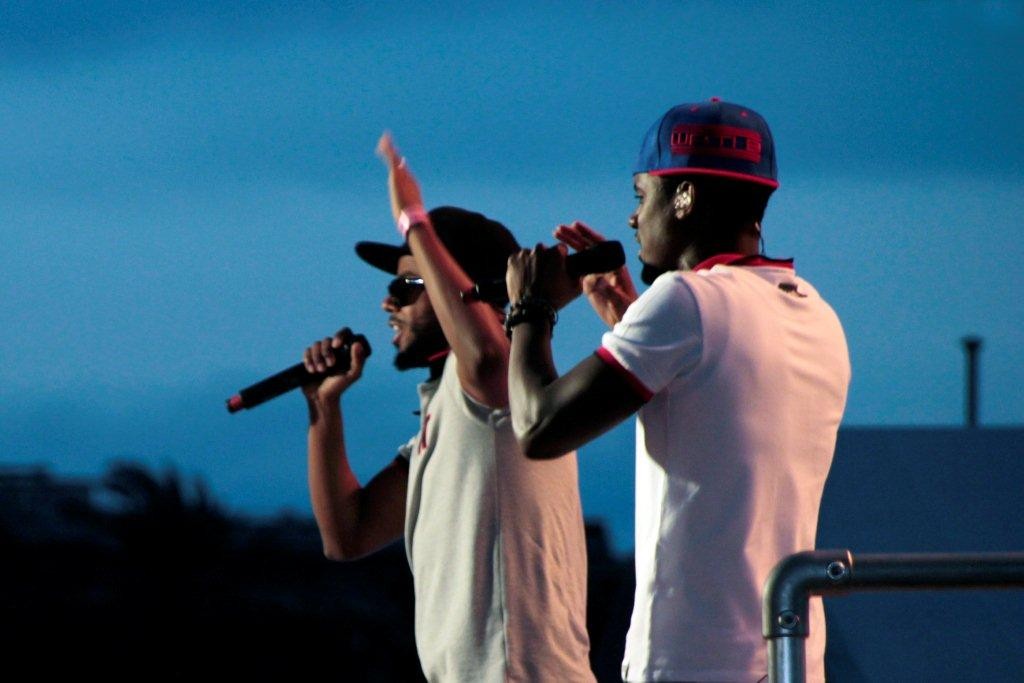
[0,460,632,680]
[99,460,230,562]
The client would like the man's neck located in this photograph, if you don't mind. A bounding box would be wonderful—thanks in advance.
[680,231,760,271]
[426,348,449,380]
[681,246,758,271]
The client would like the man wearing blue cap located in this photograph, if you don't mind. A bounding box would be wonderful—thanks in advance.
[506,100,850,682]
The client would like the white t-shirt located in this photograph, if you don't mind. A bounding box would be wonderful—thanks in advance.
[599,257,850,683]
[399,353,594,683]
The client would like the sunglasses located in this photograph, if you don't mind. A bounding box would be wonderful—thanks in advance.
[388,275,425,306]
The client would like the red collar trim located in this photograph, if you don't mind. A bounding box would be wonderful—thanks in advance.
[426,348,451,363]
[692,253,794,272]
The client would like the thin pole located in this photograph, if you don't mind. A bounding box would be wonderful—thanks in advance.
[962,336,982,427]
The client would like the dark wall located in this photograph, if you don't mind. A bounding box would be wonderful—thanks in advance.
[817,427,1024,682]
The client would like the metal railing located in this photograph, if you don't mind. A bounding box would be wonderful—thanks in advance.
[761,549,1024,683]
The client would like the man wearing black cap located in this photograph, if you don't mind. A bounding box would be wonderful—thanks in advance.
[299,135,593,682]
[506,100,850,682]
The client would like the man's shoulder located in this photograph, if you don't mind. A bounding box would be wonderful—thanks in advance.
[430,351,512,424]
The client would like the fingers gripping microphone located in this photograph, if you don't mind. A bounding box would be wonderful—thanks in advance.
[226,334,371,413]
[468,240,627,303]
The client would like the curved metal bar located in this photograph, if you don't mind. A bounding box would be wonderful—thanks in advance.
[762,549,1024,683]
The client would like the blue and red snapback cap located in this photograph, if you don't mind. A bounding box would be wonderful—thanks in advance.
[634,98,778,189]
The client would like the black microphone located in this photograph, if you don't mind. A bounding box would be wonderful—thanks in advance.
[226,334,372,413]
[468,240,627,303]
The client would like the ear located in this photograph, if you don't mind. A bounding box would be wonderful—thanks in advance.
[672,181,695,220]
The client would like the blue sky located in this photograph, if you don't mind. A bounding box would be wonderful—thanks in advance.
[2,2,1022,551]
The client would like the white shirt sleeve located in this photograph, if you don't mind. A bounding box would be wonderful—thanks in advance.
[598,271,703,397]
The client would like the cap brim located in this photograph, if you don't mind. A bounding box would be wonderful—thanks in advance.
[354,241,411,275]
[647,167,779,189]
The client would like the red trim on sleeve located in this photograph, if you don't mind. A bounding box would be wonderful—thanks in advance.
[595,347,654,402]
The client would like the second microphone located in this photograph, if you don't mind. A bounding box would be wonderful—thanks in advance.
[466,240,626,303]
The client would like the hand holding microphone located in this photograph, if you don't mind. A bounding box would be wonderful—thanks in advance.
[468,239,626,305]
[555,221,638,328]
[226,328,371,413]
[503,243,577,314]
[301,328,371,403]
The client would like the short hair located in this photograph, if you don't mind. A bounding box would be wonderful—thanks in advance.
[663,174,773,234]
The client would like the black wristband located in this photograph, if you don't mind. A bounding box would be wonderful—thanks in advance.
[504,297,557,338]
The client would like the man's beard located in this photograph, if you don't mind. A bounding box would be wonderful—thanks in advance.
[393,322,448,371]
[640,260,666,285]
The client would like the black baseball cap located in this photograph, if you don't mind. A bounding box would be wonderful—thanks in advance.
[355,206,519,302]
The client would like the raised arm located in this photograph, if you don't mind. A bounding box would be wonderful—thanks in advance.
[505,245,646,459]
[377,134,510,408]
[303,328,407,560]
